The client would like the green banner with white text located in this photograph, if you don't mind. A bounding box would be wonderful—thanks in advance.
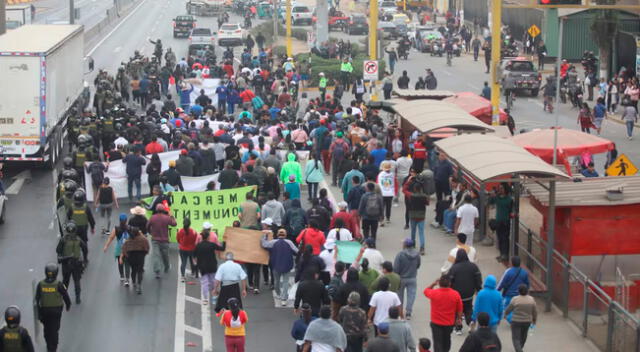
[161,186,255,242]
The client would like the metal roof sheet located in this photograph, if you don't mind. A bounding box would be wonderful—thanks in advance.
[392,99,494,134]
[392,89,455,99]
[526,176,640,207]
[0,25,82,54]
[434,134,570,182]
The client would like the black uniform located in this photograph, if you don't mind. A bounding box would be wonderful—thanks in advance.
[0,326,35,352]
[56,234,88,303]
[35,280,71,352]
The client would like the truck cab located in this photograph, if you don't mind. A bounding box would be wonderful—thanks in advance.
[173,15,196,38]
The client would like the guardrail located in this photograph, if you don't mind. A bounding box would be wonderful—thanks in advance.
[513,221,640,352]
[84,0,140,44]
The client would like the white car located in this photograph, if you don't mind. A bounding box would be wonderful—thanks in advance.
[291,5,313,25]
[217,23,245,47]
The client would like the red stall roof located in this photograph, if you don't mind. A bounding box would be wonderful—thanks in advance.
[443,92,508,125]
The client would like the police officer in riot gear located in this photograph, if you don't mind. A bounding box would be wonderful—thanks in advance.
[66,189,95,247]
[0,306,35,352]
[72,135,92,185]
[56,222,88,304]
[34,263,71,352]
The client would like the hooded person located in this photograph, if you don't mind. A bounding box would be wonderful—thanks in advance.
[283,198,307,241]
[280,152,303,186]
[261,192,286,227]
[472,275,504,333]
[449,249,483,334]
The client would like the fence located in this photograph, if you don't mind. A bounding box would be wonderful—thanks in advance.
[514,221,640,352]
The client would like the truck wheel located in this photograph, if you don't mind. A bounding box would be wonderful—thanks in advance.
[531,89,539,97]
[0,202,5,225]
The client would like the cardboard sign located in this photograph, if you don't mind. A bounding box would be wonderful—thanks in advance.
[222,227,271,265]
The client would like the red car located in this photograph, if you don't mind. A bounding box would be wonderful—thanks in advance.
[328,9,349,31]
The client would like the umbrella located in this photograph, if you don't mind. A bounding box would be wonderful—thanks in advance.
[511,127,615,175]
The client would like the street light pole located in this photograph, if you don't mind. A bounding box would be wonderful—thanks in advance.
[285,0,292,57]
[490,0,502,126]
[70,0,75,24]
[368,0,378,60]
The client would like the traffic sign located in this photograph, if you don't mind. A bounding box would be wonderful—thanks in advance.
[606,154,638,177]
[528,24,541,38]
[363,60,378,81]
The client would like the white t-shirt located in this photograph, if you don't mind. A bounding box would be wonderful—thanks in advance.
[362,249,385,273]
[369,291,401,325]
[319,249,335,273]
[456,203,479,235]
[377,171,396,197]
[326,228,353,242]
[441,245,478,272]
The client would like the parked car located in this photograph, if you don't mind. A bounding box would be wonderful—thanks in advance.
[499,57,542,96]
[346,14,368,35]
[173,15,196,38]
[217,23,245,46]
[290,4,313,25]
[328,9,349,31]
[378,21,397,39]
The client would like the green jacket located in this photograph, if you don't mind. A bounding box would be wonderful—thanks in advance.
[340,62,353,73]
[279,152,302,185]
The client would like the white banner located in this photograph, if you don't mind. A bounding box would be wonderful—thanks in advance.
[84,150,219,201]
[84,149,310,201]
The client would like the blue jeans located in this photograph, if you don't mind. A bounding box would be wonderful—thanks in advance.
[127,176,141,200]
[410,219,425,249]
[399,277,417,315]
[273,270,291,301]
[443,209,457,232]
[626,120,634,137]
[227,101,235,114]
[180,103,191,114]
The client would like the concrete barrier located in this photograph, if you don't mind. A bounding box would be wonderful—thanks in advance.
[84,0,140,44]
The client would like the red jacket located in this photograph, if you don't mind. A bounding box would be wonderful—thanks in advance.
[176,228,198,251]
[145,141,164,155]
[413,140,427,159]
[329,211,356,236]
[424,287,462,326]
[296,228,326,255]
[239,89,255,103]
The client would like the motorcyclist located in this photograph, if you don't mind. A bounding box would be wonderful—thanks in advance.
[398,36,411,59]
[444,38,454,64]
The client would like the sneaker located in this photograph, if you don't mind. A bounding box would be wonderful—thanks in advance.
[380,222,385,227]
[406,313,411,320]
[404,224,409,230]
[455,329,463,336]
[181,276,185,283]
[386,219,390,224]
[124,280,130,287]
[137,287,142,295]
[155,272,161,279]
[120,278,125,286]
[430,221,440,228]
[281,300,288,306]
[202,298,209,305]
[76,296,81,304]
[420,247,425,256]
[253,288,260,294]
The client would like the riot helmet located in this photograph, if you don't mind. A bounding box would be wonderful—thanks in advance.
[64,221,78,235]
[45,263,59,281]
[73,189,86,205]
[4,306,21,328]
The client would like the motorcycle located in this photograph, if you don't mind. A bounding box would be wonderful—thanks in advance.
[568,83,583,108]
[559,81,568,104]
[430,42,443,57]
[397,46,409,60]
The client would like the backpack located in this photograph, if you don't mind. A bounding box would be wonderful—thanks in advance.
[365,194,381,218]
[418,169,436,196]
[63,236,81,259]
[89,162,104,187]
[288,209,306,236]
[479,334,501,352]
[332,140,348,161]
[115,227,130,256]
[327,273,343,300]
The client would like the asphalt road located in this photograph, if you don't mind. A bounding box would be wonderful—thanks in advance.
[34,0,117,28]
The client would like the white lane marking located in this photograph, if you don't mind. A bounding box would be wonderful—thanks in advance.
[174,267,185,351]
[201,296,212,352]
[87,0,148,56]
[5,170,31,195]
[184,325,202,335]
[185,295,200,304]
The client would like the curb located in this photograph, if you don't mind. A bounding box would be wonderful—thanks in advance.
[606,114,640,128]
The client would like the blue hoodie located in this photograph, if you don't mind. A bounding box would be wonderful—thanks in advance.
[472,275,503,326]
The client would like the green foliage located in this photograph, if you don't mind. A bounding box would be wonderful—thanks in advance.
[295,53,386,87]
[249,21,309,45]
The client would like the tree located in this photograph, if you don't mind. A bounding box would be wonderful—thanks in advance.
[590,0,619,80]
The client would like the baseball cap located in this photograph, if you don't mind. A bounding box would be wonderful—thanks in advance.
[337,201,348,209]
[202,222,213,230]
[404,238,415,247]
[119,213,128,222]
[261,218,274,226]
[180,149,188,155]
[336,131,343,138]
[377,322,390,334]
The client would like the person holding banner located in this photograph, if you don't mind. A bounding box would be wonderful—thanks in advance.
[261,228,298,306]
[213,253,248,314]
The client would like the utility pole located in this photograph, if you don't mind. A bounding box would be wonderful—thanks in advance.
[285,0,291,57]
[70,0,75,24]
[368,0,378,60]
[0,0,6,36]
[490,0,501,125]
